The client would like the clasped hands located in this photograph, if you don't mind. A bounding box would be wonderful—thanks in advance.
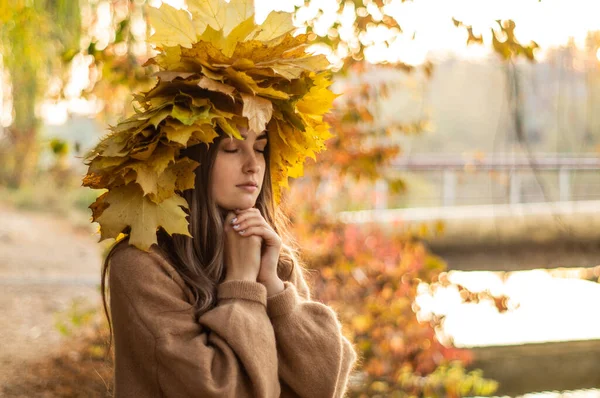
[223,208,284,297]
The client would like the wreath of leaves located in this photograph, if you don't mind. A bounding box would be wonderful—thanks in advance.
[82,0,337,251]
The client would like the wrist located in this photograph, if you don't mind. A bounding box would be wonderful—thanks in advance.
[224,274,257,283]
[259,277,285,297]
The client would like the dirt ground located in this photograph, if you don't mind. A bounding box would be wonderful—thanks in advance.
[0,202,104,389]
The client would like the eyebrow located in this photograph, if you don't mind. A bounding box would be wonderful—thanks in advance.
[240,132,268,141]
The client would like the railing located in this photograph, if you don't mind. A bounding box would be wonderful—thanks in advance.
[373,153,600,209]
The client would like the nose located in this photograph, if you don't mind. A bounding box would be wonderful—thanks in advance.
[243,151,260,174]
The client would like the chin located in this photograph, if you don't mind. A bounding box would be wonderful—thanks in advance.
[220,198,257,211]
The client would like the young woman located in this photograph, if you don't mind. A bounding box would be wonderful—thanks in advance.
[101,126,358,397]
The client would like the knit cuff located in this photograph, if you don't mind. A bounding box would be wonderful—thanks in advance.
[266,281,299,319]
[217,280,267,307]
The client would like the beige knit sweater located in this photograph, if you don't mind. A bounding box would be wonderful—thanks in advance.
[108,243,358,397]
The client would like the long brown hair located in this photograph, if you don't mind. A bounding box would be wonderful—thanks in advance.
[100,131,304,352]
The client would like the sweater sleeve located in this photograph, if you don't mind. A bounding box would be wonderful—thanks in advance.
[109,245,280,398]
[267,264,358,398]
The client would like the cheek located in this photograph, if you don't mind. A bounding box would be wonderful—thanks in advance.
[259,157,267,177]
[210,157,231,194]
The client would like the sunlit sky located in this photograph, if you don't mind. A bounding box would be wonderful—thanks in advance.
[3,0,600,126]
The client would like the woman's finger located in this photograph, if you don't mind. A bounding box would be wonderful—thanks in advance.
[232,217,269,233]
[238,226,281,246]
[230,209,261,226]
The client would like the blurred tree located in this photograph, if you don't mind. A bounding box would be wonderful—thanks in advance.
[584,31,600,147]
[77,0,153,121]
[0,0,81,187]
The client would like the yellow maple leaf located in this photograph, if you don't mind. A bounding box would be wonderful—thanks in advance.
[223,0,255,36]
[89,192,109,222]
[198,24,226,51]
[181,40,232,66]
[221,15,256,57]
[262,63,304,80]
[224,68,289,99]
[296,72,339,116]
[216,117,243,140]
[96,183,191,251]
[267,119,302,199]
[162,122,196,146]
[241,92,273,133]
[82,173,108,190]
[129,137,160,161]
[287,160,304,178]
[223,67,257,93]
[95,132,130,158]
[232,33,307,62]
[151,45,184,70]
[188,0,226,34]
[127,145,176,196]
[150,157,200,202]
[250,11,295,41]
[197,76,235,98]
[163,119,219,146]
[152,71,197,82]
[190,124,220,145]
[147,3,196,48]
[200,64,225,80]
[276,55,330,74]
[86,156,128,175]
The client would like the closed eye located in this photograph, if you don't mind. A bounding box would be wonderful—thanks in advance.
[224,149,266,154]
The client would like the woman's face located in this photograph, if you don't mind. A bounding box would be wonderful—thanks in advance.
[210,128,268,211]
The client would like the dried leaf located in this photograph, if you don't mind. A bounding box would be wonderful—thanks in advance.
[250,11,294,41]
[241,93,273,133]
[150,157,200,202]
[147,4,196,48]
[197,76,235,98]
[223,0,255,36]
[96,183,191,251]
[127,145,176,196]
[188,0,226,34]
[221,15,256,57]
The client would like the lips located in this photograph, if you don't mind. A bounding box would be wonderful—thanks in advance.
[237,184,258,193]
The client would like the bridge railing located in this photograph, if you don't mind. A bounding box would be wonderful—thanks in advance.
[373,153,600,209]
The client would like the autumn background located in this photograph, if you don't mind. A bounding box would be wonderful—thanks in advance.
[2,0,600,397]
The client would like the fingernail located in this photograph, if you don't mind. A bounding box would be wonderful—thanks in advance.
[231,218,237,224]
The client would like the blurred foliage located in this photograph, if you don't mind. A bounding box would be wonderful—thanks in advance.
[300,0,539,72]
[78,0,154,120]
[317,62,430,189]
[452,18,539,62]
[283,178,503,396]
[0,0,81,187]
